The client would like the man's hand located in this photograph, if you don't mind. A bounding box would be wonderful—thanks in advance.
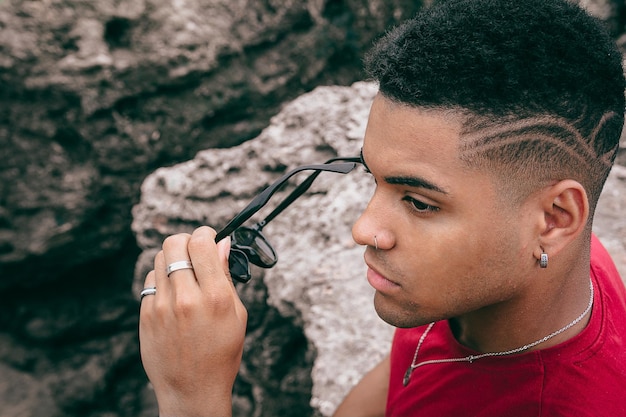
[139,226,248,417]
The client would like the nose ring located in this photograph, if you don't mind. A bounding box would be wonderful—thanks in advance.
[374,235,378,250]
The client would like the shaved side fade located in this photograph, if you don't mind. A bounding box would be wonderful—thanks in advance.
[365,0,625,218]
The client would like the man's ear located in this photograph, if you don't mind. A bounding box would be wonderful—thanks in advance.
[532,179,589,261]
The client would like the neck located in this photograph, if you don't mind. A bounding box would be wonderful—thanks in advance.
[449,270,593,354]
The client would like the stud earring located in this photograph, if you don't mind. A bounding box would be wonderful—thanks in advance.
[540,252,548,268]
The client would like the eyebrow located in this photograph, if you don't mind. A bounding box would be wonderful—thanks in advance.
[385,176,449,194]
[360,148,449,195]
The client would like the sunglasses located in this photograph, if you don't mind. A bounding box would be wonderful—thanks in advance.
[214,156,362,283]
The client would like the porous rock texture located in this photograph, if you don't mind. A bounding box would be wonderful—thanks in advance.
[0,1,425,416]
[0,0,424,288]
[132,81,626,416]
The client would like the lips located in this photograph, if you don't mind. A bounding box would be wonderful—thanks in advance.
[365,256,401,292]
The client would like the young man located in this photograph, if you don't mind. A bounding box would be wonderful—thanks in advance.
[139,0,626,416]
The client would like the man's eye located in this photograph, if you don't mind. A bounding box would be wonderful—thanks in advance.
[403,196,439,213]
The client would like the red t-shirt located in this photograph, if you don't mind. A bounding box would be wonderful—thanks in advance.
[387,235,626,416]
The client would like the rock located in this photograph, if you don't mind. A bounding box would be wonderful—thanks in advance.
[0,1,425,415]
[132,80,626,415]
[0,0,424,289]
[0,363,60,417]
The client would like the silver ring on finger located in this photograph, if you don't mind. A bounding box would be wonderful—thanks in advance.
[167,260,194,276]
[140,287,157,300]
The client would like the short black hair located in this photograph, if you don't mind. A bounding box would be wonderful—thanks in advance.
[365,0,625,215]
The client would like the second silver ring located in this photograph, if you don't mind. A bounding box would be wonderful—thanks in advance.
[167,260,194,276]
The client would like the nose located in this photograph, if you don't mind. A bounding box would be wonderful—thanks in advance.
[352,196,393,250]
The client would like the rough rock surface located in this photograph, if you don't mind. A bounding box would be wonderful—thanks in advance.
[0,1,425,415]
[132,82,626,416]
[0,0,424,288]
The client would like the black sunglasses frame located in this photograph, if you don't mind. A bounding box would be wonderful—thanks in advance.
[215,156,362,283]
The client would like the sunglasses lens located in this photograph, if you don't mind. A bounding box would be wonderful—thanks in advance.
[232,228,277,268]
[229,248,251,283]
[250,234,277,266]
[233,228,256,245]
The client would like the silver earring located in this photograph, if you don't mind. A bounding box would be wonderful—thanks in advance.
[540,252,548,268]
[374,235,378,250]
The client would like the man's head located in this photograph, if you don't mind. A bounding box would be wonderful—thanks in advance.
[364,0,624,217]
[354,0,624,328]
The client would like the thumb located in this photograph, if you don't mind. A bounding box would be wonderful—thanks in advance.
[216,236,233,280]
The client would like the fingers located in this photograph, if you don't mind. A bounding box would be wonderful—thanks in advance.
[187,226,235,293]
[147,227,236,303]
[140,269,157,310]
[152,250,172,301]
[216,235,234,283]
[217,235,232,271]
[139,226,247,414]
[161,233,197,300]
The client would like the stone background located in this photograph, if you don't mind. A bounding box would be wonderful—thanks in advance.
[1,0,625,416]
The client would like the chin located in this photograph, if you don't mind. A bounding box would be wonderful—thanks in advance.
[373,297,431,329]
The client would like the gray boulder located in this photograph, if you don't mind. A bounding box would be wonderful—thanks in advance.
[0,0,424,289]
[0,2,425,415]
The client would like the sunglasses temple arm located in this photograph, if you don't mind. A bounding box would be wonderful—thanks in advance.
[214,162,357,242]
[257,157,362,230]
[258,157,362,229]
[255,171,320,230]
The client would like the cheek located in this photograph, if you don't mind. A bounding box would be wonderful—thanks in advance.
[405,217,521,290]
[447,224,524,297]
[411,223,490,270]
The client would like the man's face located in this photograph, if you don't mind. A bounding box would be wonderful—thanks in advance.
[353,94,532,328]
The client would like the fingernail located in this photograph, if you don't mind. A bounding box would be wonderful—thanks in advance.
[217,236,231,261]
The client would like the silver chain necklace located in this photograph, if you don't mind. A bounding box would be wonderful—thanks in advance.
[403,278,594,387]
